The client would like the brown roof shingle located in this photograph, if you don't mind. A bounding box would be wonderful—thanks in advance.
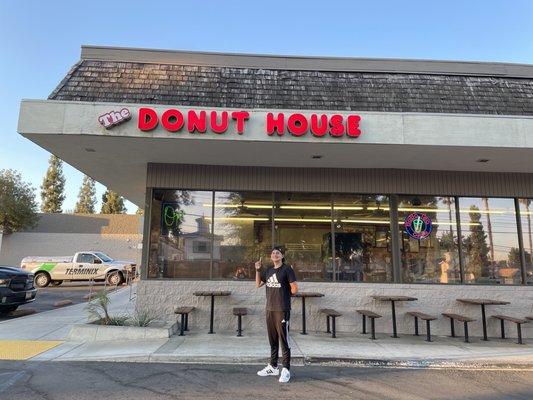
[48,59,533,115]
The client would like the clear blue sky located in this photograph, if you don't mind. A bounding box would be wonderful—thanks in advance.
[1,0,533,213]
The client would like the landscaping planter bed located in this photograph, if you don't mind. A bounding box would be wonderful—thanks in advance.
[68,320,177,341]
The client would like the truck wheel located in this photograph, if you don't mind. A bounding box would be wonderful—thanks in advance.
[106,271,124,286]
[34,272,51,287]
[0,305,18,315]
[51,280,63,286]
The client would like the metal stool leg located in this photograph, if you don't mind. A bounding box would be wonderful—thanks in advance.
[179,313,185,336]
[185,313,189,331]
[237,315,243,337]
[326,316,331,333]
[464,321,469,343]
[500,319,505,339]
[426,320,432,342]
[450,318,456,337]
[362,315,367,334]
[332,316,337,338]
[370,318,376,340]
[517,323,523,345]
[414,316,419,336]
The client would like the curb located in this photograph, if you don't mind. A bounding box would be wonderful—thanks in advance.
[48,354,533,370]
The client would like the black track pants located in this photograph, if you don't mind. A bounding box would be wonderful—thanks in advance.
[266,310,291,370]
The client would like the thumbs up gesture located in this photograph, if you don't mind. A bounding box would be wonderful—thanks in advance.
[255,257,262,271]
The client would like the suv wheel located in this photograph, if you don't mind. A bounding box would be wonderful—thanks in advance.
[106,271,123,286]
[34,272,51,287]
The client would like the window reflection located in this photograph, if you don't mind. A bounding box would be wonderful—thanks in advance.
[333,195,392,282]
[149,190,213,279]
[459,197,520,285]
[398,196,460,284]
[274,193,331,281]
[518,199,533,284]
[211,192,273,280]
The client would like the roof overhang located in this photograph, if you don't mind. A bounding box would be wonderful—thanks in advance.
[18,100,533,206]
[81,45,533,78]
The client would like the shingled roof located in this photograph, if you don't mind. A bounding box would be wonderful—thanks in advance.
[48,46,533,116]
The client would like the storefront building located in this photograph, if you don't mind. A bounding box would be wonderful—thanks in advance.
[18,46,533,336]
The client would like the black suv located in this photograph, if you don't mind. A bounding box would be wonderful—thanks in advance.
[0,266,37,314]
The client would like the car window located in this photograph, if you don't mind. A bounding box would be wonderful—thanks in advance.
[79,253,95,263]
[94,252,113,262]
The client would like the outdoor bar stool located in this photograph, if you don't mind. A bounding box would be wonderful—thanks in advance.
[406,311,437,342]
[319,309,342,338]
[356,309,382,340]
[233,307,248,337]
[442,313,475,343]
[174,306,194,336]
[491,315,528,344]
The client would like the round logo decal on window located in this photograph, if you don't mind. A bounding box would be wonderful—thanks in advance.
[404,212,432,240]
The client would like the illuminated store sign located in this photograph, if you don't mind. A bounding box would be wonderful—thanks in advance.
[404,212,432,240]
[136,108,362,138]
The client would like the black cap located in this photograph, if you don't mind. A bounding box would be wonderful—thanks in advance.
[272,245,285,255]
[272,245,286,263]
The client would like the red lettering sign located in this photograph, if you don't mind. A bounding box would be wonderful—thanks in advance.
[135,108,363,138]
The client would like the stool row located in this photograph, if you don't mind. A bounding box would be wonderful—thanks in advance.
[175,306,248,336]
[321,309,530,344]
[176,306,531,344]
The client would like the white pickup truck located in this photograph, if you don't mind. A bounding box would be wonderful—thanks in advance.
[20,251,136,287]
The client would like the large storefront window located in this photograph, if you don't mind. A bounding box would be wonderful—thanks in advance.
[333,195,392,282]
[211,192,273,280]
[273,193,331,281]
[459,197,520,285]
[518,198,533,284]
[148,189,528,285]
[148,190,213,279]
[398,196,460,284]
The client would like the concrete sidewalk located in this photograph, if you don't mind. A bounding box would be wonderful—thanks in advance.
[0,285,136,341]
[32,330,533,369]
[2,285,533,369]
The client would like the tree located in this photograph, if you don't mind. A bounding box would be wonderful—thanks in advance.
[0,169,39,234]
[101,190,126,214]
[40,155,66,213]
[463,206,490,280]
[74,175,96,214]
[508,247,532,268]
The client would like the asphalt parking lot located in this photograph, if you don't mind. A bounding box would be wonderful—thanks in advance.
[1,361,533,399]
[0,282,113,322]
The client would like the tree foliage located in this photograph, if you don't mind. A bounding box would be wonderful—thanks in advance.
[101,190,126,214]
[463,206,490,279]
[0,169,39,234]
[40,155,66,213]
[74,175,96,214]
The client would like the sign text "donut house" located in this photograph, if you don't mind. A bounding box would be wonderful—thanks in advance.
[137,108,362,138]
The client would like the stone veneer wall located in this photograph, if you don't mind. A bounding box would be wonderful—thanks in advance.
[137,280,533,338]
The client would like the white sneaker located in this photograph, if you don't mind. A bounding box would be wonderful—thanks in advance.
[257,364,279,377]
[279,367,290,383]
